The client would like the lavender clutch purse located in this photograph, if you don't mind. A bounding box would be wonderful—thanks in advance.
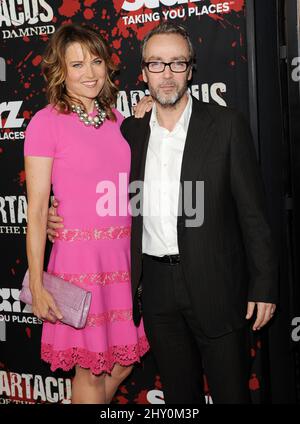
[20,270,92,329]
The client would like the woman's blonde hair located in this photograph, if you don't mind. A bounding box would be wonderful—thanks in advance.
[42,24,118,120]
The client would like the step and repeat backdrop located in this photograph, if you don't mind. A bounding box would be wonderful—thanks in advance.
[0,0,259,404]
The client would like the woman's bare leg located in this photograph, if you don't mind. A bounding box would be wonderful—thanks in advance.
[72,366,106,404]
[105,364,133,403]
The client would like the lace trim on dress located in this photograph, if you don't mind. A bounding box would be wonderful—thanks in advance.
[51,271,130,286]
[41,336,150,375]
[56,226,131,242]
[55,309,133,327]
[86,310,132,327]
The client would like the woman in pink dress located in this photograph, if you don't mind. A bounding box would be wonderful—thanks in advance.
[24,24,149,404]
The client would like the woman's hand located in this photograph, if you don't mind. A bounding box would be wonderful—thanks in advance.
[133,95,153,118]
[31,285,63,323]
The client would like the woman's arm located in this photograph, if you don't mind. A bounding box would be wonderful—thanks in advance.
[25,156,63,322]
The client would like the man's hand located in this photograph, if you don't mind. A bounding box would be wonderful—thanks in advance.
[246,301,276,331]
[132,95,153,118]
[47,197,64,243]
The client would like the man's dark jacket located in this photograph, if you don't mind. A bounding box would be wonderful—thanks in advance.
[120,98,278,337]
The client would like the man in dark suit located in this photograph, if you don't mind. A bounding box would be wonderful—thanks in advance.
[47,23,277,404]
[120,23,277,404]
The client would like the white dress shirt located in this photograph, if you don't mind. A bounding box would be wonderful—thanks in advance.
[142,93,192,256]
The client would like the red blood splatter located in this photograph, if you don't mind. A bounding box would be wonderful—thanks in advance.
[249,374,260,391]
[24,51,33,62]
[58,0,81,17]
[23,36,30,42]
[230,0,245,12]
[24,82,30,89]
[17,51,33,68]
[84,0,97,6]
[112,39,121,50]
[112,53,121,65]
[23,110,31,119]
[84,8,94,20]
[154,374,162,390]
[251,347,256,357]
[32,55,42,67]
[134,389,149,404]
[18,170,26,186]
[210,0,244,12]
[119,385,128,394]
[232,41,237,47]
[112,0,124,13]
[25,327,31,338]
[208,13,224,22]
[52,16,57,23]
[203,374,209,393]
[0,148,3,154]
[138,73,143,82]
[114,394,129,404]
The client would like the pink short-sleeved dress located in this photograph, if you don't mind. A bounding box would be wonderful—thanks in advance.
[24,105,149,374]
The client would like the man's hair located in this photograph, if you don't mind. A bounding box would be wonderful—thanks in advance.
[141,22,195,62]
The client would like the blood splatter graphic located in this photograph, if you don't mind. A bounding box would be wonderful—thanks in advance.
[84,8,94,20]
[249,374,260,391]
[230,0,245,12]
[23,111,31,120]
[84,0,97,6]
[112,0,124,14]
[58,0,81,17]
[210,0,244,12]
[112,39,122,50]
[18,170,26,187]
[112,53,121,65]
[203,374,210,393]
[134,389,149,404]
[32,55,42,67]
[17,51,33,69]
[25,327,31,339]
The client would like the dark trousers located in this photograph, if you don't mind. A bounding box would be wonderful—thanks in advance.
[141,254,251,404]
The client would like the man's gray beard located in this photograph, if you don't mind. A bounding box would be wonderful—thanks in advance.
[150,83,188,108]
